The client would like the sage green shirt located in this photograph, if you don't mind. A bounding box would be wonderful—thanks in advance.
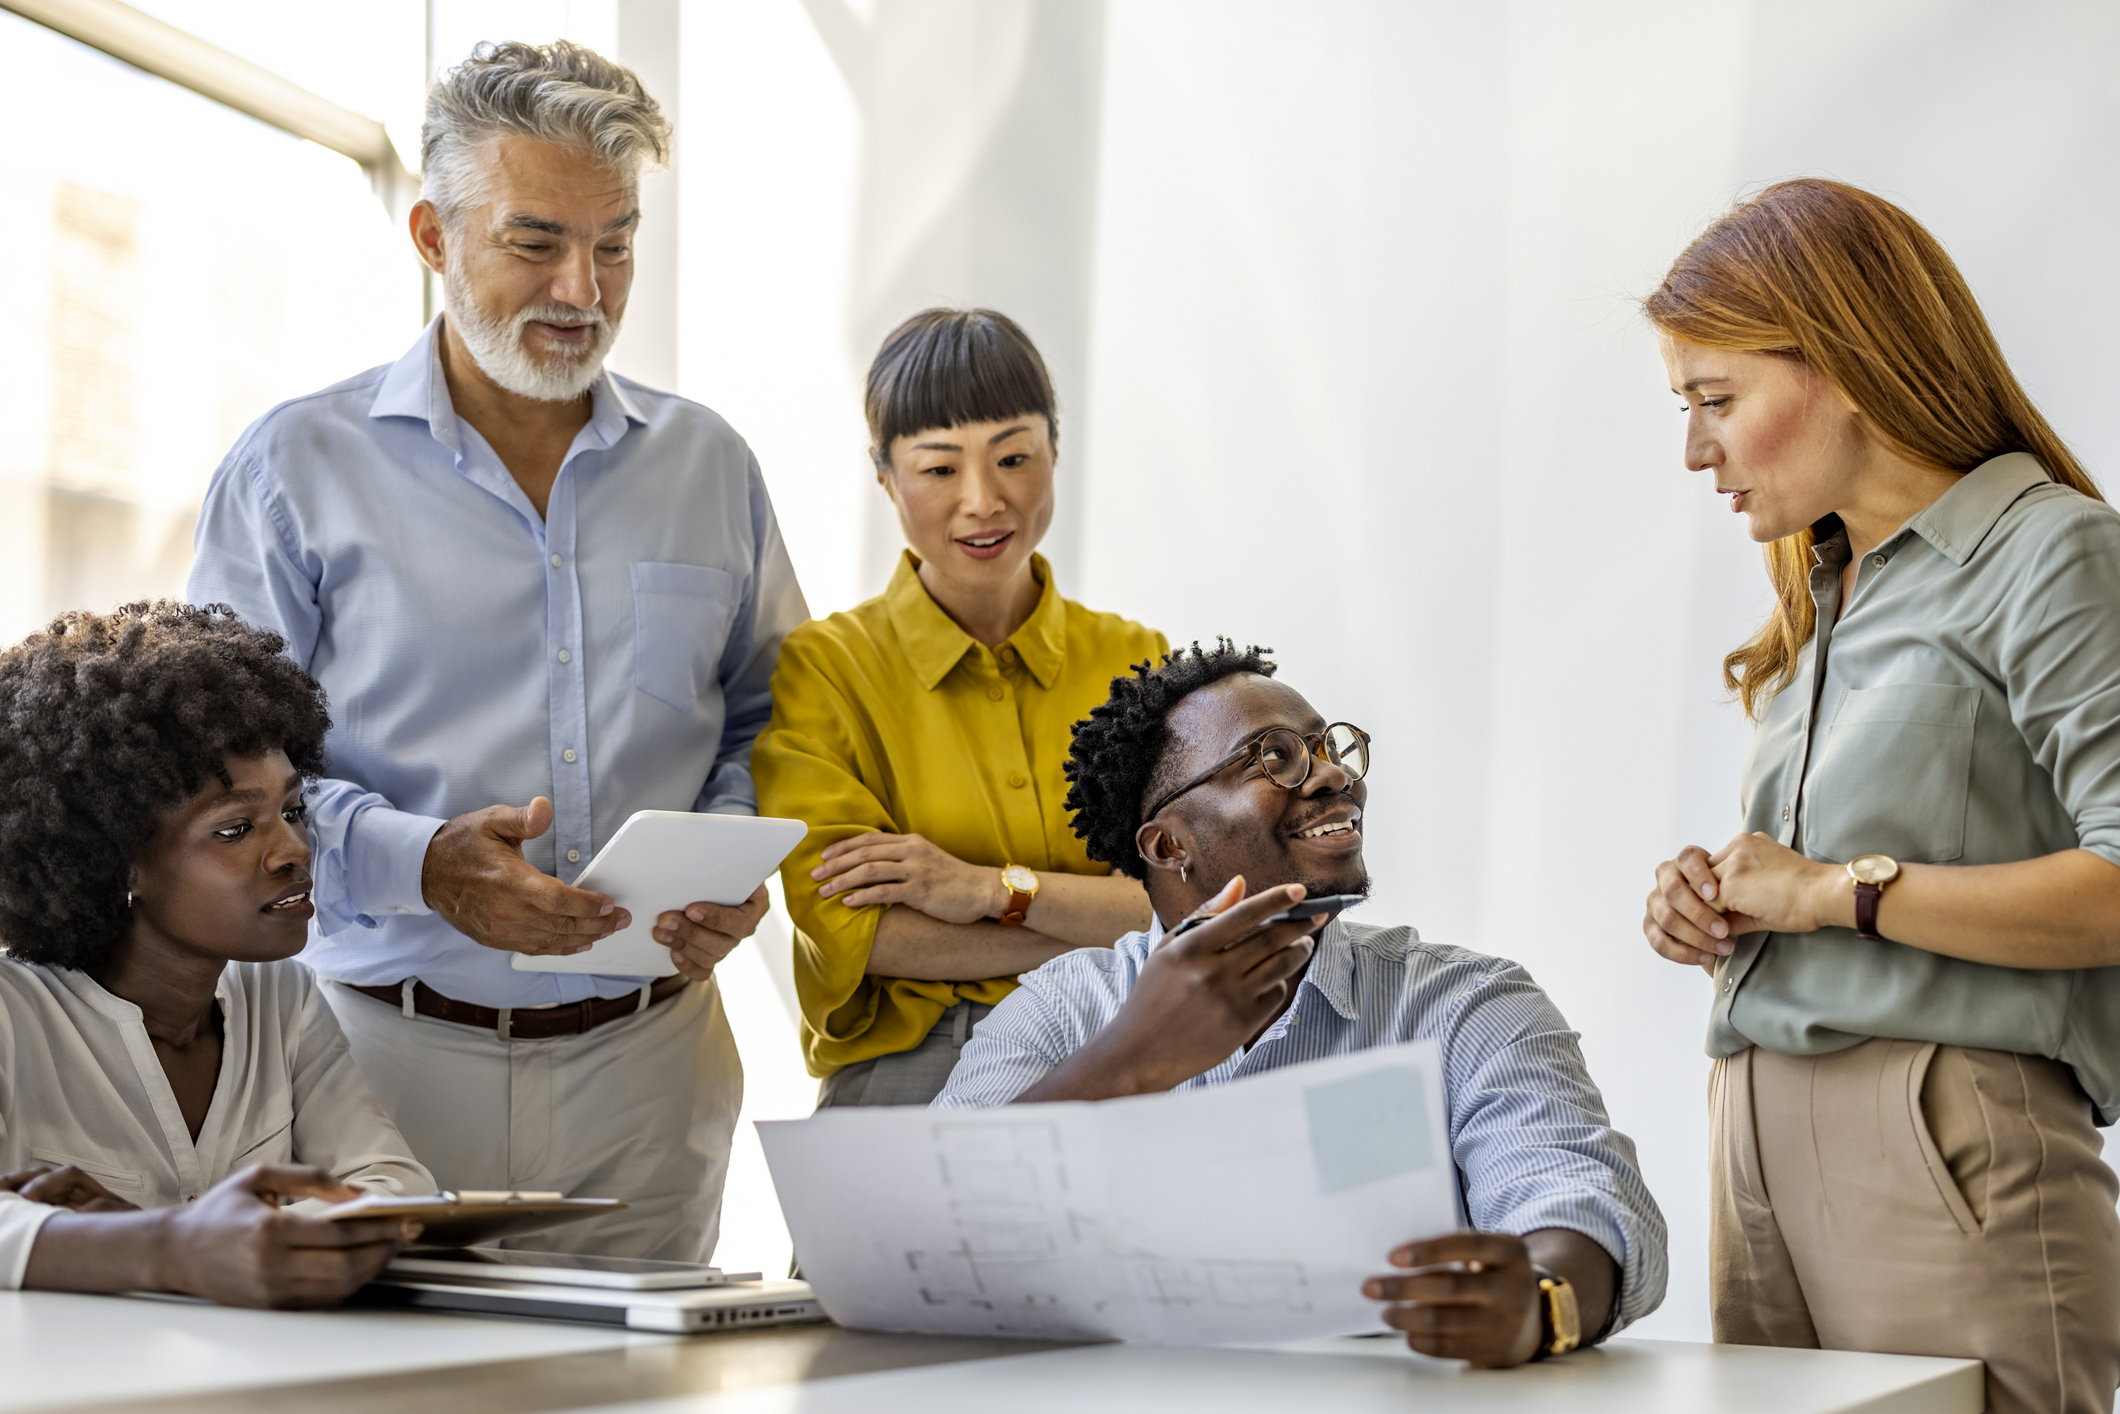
[1710,453,2120,1122]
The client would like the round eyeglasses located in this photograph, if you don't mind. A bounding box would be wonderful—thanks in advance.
[1143,722,1371,821]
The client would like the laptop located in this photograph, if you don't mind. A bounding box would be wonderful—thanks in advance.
[358,1248,826,1333]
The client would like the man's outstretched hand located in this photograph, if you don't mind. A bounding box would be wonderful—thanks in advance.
[422,797,630,955]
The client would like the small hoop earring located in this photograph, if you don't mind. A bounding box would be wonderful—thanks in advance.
[125,891,135,908]
[1179,863,1191,884]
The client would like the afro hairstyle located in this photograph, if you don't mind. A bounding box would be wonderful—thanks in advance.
[0,601,330,972]
[1063,639,1276,880]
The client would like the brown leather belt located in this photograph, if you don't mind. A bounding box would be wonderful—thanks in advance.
[346,974,689,1040]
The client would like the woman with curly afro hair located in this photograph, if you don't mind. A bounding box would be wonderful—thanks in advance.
[0,602,431,1306]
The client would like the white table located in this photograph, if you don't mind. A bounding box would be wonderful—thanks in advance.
[3,1291,1982,1414]
[601,1337,1984,1414]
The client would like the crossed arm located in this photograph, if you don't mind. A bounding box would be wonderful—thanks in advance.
[811,831,1152,979]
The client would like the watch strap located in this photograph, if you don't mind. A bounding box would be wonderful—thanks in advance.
[1529,1264,1581,1361]
[997,867,1035,927]
[1854,880,1883,940]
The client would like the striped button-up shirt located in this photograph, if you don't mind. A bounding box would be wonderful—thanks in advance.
[935,915,1668,1330]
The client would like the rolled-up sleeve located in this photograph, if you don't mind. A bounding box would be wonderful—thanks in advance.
[753,632,899,1052]
[1999,505,2120,867]
[1438,961,1669,1332]
[931,956,1115,1108]
[0,1193,58,1291]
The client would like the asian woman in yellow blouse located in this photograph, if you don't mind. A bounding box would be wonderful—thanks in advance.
[753,308,1166,1106]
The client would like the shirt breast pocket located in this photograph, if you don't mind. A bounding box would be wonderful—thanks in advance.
[632,562,740,713]
[26,1148,146,1197]
[1804,682,1980,864]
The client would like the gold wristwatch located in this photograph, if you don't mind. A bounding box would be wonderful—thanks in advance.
[996,864,1039,927]
[1846,854,1900,941]
[1531,1265,1581,1360]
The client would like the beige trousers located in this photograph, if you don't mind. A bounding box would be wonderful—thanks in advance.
[1711,1039,2120,1414]
[323,977,742,1262]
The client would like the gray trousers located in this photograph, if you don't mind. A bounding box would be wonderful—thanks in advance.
[816,1001,996,1109]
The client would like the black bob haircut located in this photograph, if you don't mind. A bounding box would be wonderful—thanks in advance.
[865,307,1058,467]
[0,602,330,972]
[1064,640,1277,881]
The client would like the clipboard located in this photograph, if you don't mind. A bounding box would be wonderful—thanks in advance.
[512,811,808,976]
[319,1190,626,1248]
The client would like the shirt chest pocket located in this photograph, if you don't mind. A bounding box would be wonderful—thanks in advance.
[1803,682,1980,864]
[632,562,740,713]
[27,1147,146,1197]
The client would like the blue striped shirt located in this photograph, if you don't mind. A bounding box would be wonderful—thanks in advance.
[934,916,1668,1330]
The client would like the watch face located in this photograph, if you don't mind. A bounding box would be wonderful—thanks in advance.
[1002,865,1037,892]
[1847,854,1900,885]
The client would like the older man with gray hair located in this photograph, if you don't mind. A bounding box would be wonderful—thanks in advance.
[187,41,807,1260]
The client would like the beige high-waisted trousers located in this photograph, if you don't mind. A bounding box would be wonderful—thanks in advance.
[1712,1039,2120,1414]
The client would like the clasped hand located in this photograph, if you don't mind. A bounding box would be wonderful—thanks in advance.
[422,797,768,980]
[1644,830,1845,970]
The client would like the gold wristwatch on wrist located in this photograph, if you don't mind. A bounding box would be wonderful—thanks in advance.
[996,864,1038,927]
[1846,854,1900,941]
[1530,1265,1581,1361]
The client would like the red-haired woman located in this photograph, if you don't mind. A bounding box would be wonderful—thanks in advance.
[1640,178,2120,1413]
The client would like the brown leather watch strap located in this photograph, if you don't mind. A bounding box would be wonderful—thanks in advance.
[347,974,689,1039]
[1855,881,1884,940]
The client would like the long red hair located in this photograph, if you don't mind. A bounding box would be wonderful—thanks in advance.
[1644,179,2099,716]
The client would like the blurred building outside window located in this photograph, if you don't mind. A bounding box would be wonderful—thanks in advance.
[0,6,420,645]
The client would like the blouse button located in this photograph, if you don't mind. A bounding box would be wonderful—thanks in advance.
[1007,772,1028,789]
[1871,554,1887,569]
[987,686,1005,701]
[1781,805,1791,821]
[567,849,581,863]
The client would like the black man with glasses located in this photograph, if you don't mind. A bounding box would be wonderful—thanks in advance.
[934,642,1666,1369]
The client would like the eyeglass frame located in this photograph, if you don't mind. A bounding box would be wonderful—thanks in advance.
[1140,722,1373,823]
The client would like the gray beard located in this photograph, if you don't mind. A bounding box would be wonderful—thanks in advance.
[442,275,616,403]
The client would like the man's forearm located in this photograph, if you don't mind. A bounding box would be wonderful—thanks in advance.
[864,905,1081,981]
[1522,1227,1618,1344]
[1010,1033,1182,1103]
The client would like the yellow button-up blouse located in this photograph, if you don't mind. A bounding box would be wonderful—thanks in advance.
[753,551,1167,1077]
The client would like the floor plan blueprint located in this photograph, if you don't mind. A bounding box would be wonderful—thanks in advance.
[758,1041,1458,1345]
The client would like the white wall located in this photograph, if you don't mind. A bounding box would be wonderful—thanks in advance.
[677,0,2120,1335]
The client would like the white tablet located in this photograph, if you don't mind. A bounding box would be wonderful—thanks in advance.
[512,811,807,976]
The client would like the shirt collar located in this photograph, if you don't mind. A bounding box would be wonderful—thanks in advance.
[884,549,1068,691]
[367,317,646,455]
[1897,453,2053,566]
[1140,911,1361,1023]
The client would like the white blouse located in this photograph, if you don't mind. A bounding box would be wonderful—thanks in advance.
[0,955,432,1287]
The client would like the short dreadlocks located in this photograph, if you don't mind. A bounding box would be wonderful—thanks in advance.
[1063,640,1276,880]
[0,602,330,972]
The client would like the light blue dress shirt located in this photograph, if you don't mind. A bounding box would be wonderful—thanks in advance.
[187,321,808,1008]
[934,915,1669,1331]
